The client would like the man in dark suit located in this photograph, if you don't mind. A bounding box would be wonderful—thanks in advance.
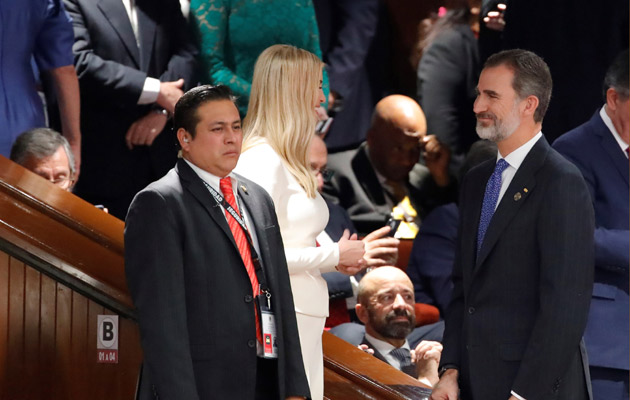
[553,50,629,400]
[431,50,594,400]
[354,267,442,387]
[125,86,310,399]
[64,0,197,219]
[323,95,456,236]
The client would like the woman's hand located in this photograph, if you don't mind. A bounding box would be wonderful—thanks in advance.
[337,229,366,275]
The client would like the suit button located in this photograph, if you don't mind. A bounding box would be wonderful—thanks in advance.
[468,307,475,314]
[244,295,253,303]
[247,339,256,348]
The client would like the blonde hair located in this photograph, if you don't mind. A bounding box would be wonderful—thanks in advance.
[243,44,323,198]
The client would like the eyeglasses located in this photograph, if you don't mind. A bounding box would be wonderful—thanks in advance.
[312,167,334,183]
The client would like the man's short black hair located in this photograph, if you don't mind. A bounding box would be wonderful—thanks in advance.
[603,49,629,100]
[173,85,237,138]
[484,49,552,123]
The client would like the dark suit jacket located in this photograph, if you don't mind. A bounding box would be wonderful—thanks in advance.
[321,199,357,300]
[406,203,458,316]
[441,137,594,400]
[553,111,629,372]
[313,0,391,151]
[124,160,310,400]
[64,0,197,219]
[323,142,457,235]
[416,23,480,168]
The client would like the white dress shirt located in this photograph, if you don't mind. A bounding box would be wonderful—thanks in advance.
[120,0,160,105]
[600,105,629,157]
[495,131,543,209]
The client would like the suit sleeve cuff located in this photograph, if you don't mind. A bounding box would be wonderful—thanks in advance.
[138,77,160,104]
[511,390,526,400]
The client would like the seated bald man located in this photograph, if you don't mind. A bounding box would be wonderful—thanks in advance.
[323,95,456,236]
[356,267,442,388]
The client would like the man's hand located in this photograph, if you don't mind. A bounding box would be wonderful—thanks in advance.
[422,134,450,187]
[430,369,459,400]
[357,344,375,355]
[337,229,366,274]
[362,226,399,267]
[125,111,168,150]
[156,78,185,113]
[411,340,442,385]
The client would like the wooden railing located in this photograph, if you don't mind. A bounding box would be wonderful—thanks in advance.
[0,156,431,399]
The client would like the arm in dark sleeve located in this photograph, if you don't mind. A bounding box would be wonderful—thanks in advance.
[321,0,379,99]
[64,0,147,106]
[125,189,201,400]
[156,0,198,89]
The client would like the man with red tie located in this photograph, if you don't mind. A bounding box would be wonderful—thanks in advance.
[125,85,310,400]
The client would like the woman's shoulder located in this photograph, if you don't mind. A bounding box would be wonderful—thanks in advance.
[237,142,287,180]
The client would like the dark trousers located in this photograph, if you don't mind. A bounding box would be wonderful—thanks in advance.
[255,357,279,400]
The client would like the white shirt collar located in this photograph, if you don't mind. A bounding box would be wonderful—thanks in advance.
[600,106,629,156]
[498,131,543,169]
[364,332,410,354]
[183,158,237,197]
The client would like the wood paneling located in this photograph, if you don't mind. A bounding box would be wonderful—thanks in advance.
[0,155,431,399]
[0,255,142,399]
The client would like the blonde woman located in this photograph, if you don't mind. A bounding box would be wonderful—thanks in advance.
[235,44,365,400]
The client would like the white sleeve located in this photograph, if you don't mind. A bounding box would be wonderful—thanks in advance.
[284,242,339,274]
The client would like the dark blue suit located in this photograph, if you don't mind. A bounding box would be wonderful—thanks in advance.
[554,110,629,400]
[406,203,458,316]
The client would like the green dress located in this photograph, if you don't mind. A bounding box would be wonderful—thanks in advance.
[191,0,329,116]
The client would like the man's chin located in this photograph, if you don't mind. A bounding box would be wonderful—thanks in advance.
[381,322,413,339]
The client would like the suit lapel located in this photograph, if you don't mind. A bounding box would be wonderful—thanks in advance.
[135,0,156,72]
[475,137,548,270]
[594,113,630,185]
[176,160,238,250]
[97,0,140,67]
[462,160,493,282]
[352,144,390,208]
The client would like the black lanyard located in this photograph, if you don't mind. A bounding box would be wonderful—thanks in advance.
[202,180,270,292]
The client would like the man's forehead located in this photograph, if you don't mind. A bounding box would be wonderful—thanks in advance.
[197,100,240,123]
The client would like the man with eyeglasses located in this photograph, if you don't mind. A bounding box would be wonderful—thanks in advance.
[10,128,76,191]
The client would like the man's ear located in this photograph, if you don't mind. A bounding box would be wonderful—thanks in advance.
[606,87,619,111]
[177,128,191,151]
[355,303,369,325]
[522,95,539,118]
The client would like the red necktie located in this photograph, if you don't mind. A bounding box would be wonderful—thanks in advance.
[219,177,262,343]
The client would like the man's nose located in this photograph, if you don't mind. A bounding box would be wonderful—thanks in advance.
[393,293,407,308]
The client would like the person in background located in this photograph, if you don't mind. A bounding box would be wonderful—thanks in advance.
[190,0,329,117]
[64,0,197,220]
[1,0,81,171]
[310,134,399,327]
[553,49,629,400]
[10,128,76,191]
[235,45,365,400]
[324,95,455,236]
[125,85,310,400]
[431,49,594,400]
[416,0,482,172]
[356,267,443,388]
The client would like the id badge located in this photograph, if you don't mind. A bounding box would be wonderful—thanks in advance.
[260,310,278,359]
[257,292,278,359]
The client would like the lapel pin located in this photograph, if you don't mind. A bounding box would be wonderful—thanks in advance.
[514,192,522,201]
[523,187,528,193]
[240,185,248,194]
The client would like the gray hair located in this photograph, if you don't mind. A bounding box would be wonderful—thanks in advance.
[484,49,553,123]
[10,128,76,177]
[603,49,629,100]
